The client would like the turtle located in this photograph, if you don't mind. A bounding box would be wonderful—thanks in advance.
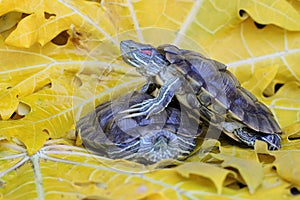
[76,91,202,164]
[119,40,282,150]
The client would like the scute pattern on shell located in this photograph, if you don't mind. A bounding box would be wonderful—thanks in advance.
[76,91,202,164]
[158,44,281,134]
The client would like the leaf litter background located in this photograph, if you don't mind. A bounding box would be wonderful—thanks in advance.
[0,0,300,199]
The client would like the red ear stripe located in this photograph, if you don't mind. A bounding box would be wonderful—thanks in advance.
[140,49,152,56]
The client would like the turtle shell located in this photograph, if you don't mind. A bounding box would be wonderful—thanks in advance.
[76,91,202,164]
[157,44,281,135]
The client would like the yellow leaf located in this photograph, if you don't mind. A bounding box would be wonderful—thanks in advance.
[176,162,234,194]
[273,151,300,186]
[239,0,300,30]
[0,142,251,199]
[266,82,300,128]
[212,152,264,194]
[284,121,300,147]
[0,27,143,153]
[0,12,22,33]
[1,0,117,48]
[0,0,299,199]
[251,165,293,199]
[242,65,300,128]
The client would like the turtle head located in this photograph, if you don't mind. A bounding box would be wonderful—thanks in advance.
[120,40,169,76]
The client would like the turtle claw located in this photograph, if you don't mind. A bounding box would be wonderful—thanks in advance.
[129,99,151,108]
[119,107,142,114]
[119,98,165,119]
[118,100,151,115]
[121,111,149,119]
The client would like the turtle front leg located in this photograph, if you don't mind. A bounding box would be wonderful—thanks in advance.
[120,77,181,119]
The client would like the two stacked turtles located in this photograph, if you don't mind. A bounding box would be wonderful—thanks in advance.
[77,40,281,164]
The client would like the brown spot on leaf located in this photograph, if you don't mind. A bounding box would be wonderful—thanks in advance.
[44,12,56,19]
[51,30,69,46]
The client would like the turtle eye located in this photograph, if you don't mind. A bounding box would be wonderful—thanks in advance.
[140,49,153,56]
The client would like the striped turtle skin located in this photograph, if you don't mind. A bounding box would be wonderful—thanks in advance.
[76,91,202,164]
[120,40,281,150]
